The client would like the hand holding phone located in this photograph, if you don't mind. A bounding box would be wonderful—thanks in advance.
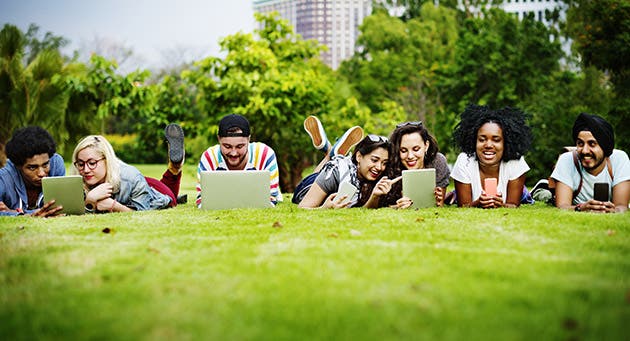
[593,182,609,202]
[484,178,498,197]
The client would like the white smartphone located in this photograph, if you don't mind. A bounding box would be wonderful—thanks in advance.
[336,181,358,205]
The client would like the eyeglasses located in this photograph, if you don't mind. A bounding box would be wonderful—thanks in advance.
[396,121,423,128]
[74,158,105,171]
[368,134,388,143]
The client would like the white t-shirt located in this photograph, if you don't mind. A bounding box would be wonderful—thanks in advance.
[550,149,630,204]
[450,152,530,203]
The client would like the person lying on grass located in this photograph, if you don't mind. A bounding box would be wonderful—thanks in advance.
[293,115,392,209]
[196,114,282,207]
[450,104,534,208]
[0,126,65,217]
[70,124,185,213]
[550,112,630,213]
[378,121,450,209]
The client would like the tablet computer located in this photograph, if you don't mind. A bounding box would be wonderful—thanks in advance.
[42,175,86,215]
[336,181,358,206]
[402,169,436,209]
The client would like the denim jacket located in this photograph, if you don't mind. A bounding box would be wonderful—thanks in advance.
[0,153,66,216]
[114,161,171,211]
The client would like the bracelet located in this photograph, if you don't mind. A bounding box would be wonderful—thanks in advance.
[109,199,117,212]
[574,203,583,212]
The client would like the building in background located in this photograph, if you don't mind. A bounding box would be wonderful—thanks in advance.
[253,0,372,70]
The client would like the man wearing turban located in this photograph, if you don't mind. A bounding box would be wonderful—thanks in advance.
[550,113,630,213]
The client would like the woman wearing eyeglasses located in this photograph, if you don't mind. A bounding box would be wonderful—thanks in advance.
[293,116,392,209]
[379,121,451,208]
[70,124,185,213]
[450,104,533,208]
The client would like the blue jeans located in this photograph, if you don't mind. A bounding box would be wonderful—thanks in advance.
[292,173,319,204]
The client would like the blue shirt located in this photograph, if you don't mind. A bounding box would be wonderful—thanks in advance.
[114,161,172,211]
[0,153,66,216]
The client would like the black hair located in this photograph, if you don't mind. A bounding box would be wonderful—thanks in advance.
[379,122,440,207]
[453,104,532,161]
[351,135,390,207]
[5,126,57,166]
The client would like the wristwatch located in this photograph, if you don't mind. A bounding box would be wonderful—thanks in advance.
[85,203,94,213]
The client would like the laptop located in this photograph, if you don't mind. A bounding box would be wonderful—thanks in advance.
[402,169,436,209]
[42,175,86,215]
[199,170,272,210]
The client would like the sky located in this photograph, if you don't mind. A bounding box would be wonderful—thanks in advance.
[0,0,255,70]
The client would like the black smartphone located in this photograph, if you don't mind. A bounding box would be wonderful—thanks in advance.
[593,182,609,202]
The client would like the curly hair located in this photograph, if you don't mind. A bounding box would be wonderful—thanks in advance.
[351,135,390,207]
[453,104,532,161]
[379,122,440,207]
[5,126,57,166]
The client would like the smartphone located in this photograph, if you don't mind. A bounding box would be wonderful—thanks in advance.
[484,178,497,197]
[593,182,609,202]
[336,181,358,205]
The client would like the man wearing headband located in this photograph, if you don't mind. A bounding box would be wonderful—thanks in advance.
[195,114,282,207]
[550,113,630,213]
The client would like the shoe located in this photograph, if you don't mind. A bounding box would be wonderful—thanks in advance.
[304,116,330,153]
[176,194,188,204]
[531,179,549,194]
[329,126,364,157]
[165,123,185,173]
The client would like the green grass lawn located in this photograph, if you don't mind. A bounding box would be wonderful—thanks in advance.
[1,165,629,340]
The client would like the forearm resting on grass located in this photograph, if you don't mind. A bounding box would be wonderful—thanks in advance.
[555,181,628,213]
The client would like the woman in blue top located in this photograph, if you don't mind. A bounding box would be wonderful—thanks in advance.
[70,124,185,213]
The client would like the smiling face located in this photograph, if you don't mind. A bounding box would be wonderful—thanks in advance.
[475,122,504,168]
[576,130,606,174]
[18,153,51,189]
[219,136,250,170]
[355,147,389,181]
[399,132,429,170]
[76,147,107,187]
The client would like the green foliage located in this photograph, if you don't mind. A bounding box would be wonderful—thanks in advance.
[565,0,630,154]
[0,24,71,163]
[1,201,629,339]
[445,9,563,112]
[185,13,336,191]
[339,4,459,153]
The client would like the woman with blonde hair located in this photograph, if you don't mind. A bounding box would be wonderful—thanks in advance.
[71,124,185,213]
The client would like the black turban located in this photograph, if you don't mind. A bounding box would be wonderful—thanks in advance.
[572,112,614,157]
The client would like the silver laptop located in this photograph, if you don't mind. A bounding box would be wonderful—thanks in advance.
[402,169,436,209]
[199,170,272,210]
[42,175,86,215]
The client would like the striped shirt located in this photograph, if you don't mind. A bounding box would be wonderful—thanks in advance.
[196,142,282,207]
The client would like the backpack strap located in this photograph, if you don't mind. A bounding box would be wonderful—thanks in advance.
[572,150,614,200]
[572,151,582,200]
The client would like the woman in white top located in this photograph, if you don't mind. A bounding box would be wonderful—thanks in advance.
[450,105,533,208]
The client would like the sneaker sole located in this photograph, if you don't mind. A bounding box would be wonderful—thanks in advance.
[165,124,185,164]
[335,126,364,156]
[304,116,323,148]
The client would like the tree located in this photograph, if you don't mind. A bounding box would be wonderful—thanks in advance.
[339,3,459,153]
[184,13,335,191]
[0,24,70,166]
[565,0,630,153]
[444,9,563,113]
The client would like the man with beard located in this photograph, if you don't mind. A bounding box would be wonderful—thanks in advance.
[195,114,282,207]
[550,113,630,213]
[0,126,66,217]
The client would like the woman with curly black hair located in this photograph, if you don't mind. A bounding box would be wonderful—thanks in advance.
[379,121,450,208]
[450,104,533,208]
